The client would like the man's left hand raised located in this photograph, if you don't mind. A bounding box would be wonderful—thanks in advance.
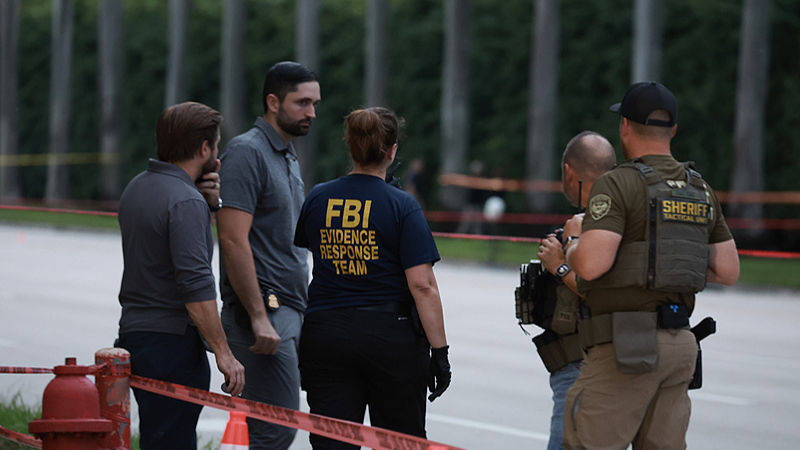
[196,159,221,208]
[538,234,567,276]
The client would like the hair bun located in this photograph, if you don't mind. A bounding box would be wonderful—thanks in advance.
[344,107,402,167]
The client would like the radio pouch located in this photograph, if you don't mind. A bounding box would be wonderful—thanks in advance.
[657,303,689,329]
[612,311,659,374]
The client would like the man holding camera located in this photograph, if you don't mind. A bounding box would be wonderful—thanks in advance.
[561,82,739,449]
[536,131,616,450]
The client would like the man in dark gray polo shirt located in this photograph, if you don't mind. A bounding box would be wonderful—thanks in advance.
[217,62,321,450]
[117,102,245,450]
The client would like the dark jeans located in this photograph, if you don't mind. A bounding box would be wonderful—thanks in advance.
[299,307,430,450]
[117,326,210,450]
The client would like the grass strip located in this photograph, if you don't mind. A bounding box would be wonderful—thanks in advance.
[2,209,797,290]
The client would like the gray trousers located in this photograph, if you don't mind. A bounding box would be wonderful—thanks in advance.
[222,305,303,450]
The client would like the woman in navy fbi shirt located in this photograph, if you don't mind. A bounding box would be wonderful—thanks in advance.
[294,107,451,449]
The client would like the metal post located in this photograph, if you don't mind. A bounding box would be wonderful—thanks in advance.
[95,348,131,450]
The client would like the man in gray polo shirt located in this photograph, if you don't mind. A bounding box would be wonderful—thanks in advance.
[117,102,244,450]
[217,61,321,450]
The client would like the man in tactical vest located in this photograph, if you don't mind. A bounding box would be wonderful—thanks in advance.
[536,131,616,450]
[560,82,740,449]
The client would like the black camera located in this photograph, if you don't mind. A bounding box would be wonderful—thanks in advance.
[516,259,543,325]
[514,228,564,330]
[515,259,559,329]
[554,228,564,244]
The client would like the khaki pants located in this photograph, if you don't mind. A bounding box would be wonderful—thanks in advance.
[563,328,697,450]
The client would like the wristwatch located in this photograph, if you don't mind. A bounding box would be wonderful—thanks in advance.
[556,263,571,278]
[562,235,579,254]
[209,198,223,213]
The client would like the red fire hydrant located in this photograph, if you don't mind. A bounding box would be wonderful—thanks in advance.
[29,357,113,450]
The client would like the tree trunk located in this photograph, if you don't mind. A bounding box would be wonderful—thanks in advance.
[364,0,388,107]
[631,0,663,83]
[99,0,124,201]
[221,0,246,145]
[0,0,21,201]
[439,0,472,210]
[729,0,771,240]
[45,0,74,203]
[294,0,321,189]
[165,0,190,108]
[525,0,559,213]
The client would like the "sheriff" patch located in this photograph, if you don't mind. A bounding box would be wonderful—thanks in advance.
[661,199,709,225]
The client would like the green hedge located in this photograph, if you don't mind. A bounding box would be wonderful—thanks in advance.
[12,0,800,223]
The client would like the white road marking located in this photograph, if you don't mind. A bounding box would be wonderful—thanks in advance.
[427,413,549,441]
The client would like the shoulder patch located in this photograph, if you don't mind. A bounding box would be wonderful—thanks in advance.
[589,194,612,221]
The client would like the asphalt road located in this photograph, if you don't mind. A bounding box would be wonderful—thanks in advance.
[1,223,798,449]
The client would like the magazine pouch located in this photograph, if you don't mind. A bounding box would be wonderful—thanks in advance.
[612,311,659,374]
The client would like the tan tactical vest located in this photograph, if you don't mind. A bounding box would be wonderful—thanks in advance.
[579,160,710,294]
[551,284,581,335]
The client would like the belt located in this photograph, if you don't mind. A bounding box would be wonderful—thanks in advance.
[354,301,411,315]
[578,311,691,350]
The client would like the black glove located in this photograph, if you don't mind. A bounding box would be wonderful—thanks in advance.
[428,345,451,402]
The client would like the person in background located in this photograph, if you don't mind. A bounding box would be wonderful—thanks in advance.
[216,61,321,450]
[403,157,426,208]
[116,101,245,450]
[456,160,491,235]
[294,107,451,450]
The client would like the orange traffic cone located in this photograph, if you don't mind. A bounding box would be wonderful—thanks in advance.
[220,411,249,450]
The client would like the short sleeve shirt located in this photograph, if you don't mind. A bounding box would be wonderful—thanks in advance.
[118,159,216,335]
[294,174,440,314]
[218,117,309,312]
[581,154,734,315]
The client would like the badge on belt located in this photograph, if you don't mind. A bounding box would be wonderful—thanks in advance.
[264,289,280,312]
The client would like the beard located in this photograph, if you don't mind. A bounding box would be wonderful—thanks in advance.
[201,152,217,175]
[276,106,312,137]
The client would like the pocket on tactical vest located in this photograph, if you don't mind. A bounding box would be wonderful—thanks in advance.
[551,284,579,335]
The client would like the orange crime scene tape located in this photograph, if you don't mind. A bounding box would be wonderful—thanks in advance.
[0,365,465,450]
[129,375,465,450]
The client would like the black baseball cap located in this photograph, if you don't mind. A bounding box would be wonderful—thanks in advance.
[609,81,677,127]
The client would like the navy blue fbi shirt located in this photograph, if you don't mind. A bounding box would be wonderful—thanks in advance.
[294,174,440,314]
